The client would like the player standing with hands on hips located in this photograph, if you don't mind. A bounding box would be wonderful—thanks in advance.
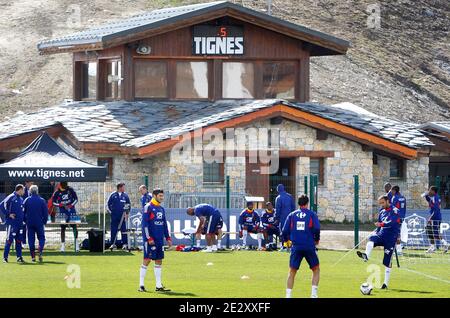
[2,184,25,263]
[282,195,320,298]
[139,188,172,292]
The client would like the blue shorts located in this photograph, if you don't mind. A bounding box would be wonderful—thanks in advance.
[369,235,395,267]
[289,246,319,270]
[5,222,24,243]
[205,214,223,234]
[143,243,164,260]
[264,227,280,236]
[243,225,260,233]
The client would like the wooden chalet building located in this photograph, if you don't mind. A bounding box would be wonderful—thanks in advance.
[0,1,439,220]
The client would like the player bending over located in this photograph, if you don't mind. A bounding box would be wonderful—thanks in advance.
[282,195,320,298]
[23,185,48,262]
[261,202,280,250]
[357,195,400,289]
[239,201,263,250]
[422,186,448,253]
[139,188,172,292]
[186,203,223,253]
[2,184,25,263]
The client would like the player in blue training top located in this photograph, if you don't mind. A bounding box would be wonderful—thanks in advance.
[422,186,448,253]
[2,184,25,263]
[282,195,320,298]
[23,185,48,263]
[239,201,263,250]
[52,181,79,252]
[139,188,172,293]
[186,203,223,253]
[107,182,131,250]
[390,185,407,255]
[357,195,401,289]
[261,202,279,250]
[139,185,152,211]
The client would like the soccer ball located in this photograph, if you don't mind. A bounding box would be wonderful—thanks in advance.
[360,283,373,295]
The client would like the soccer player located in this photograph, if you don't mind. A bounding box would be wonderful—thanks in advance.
[282,195,320,298]
[186,203,223,253]
[23,185,48,262]
[21,181,33,247]
[261,202,280,250]
[238,201,263,250]
[52,182,79,252]
[139,185,152,211]
[275,184,296,250]
[107,182,131,250]
[203,217,224,251]
[139,188,172,292]
[357,195,401,289]
[2,184,25,263]
[422,186,448,253]
[391,185,407,255]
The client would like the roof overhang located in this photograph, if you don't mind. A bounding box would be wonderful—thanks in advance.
[134,104,419,160]
[38,2,349,56]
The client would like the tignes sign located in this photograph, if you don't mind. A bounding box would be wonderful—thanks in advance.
[192,25,244,55]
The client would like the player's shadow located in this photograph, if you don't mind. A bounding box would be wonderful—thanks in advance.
[146,291,198,297]
[389,288,434,294]
[18,260,65,266]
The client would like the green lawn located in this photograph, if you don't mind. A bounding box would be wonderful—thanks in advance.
[0,249,448,298]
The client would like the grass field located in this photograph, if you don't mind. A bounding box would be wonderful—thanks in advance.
[0,249,448,298]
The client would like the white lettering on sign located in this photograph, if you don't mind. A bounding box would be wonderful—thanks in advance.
[193,36,244,55]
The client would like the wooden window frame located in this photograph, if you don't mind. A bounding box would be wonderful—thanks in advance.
[202,160,225,185]
[99,58,122,101]
[77,61,98,101]
[134,59,169,100]
[389,158,405,180]
[310,157,325,185]
[97,157,113,180]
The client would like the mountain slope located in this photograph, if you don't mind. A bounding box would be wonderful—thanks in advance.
[0,0,448,123]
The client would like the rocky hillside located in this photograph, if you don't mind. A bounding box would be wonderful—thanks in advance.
[0,0,448,123]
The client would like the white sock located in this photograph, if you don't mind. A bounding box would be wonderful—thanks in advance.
[441,239,448,246]
[257,233,263,249]
[196,240,201,248]
[384,267,391,286]
[242,230,248,246]
[212,244,217,250]
[311,285,318,297]
[217,240,221,249]
[286,288,292,298]
[365,241,374,259]
[139,265,147,287]
[154,265,162,288]
[396,244,402,253]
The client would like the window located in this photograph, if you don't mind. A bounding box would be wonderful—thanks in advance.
[81,62,97,99]
[263,62,295,99]
[222,62,255,98]
[390,158,404,179]
[98,157,113,179]
[105,60,122,100]
[203,161,224,184]
[310,158,324,185]
[134,60,167,98]
[176,62,209,99]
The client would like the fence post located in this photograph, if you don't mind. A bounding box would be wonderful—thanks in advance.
[304,175,308,195]
[354,175,359,247]
[226,175,231,249]
[144,175,149,189]
[435,176,441,190]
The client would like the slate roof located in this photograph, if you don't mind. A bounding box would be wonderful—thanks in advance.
[37,1,349,55]
[418,122,450,135]
[0,100,433,151]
